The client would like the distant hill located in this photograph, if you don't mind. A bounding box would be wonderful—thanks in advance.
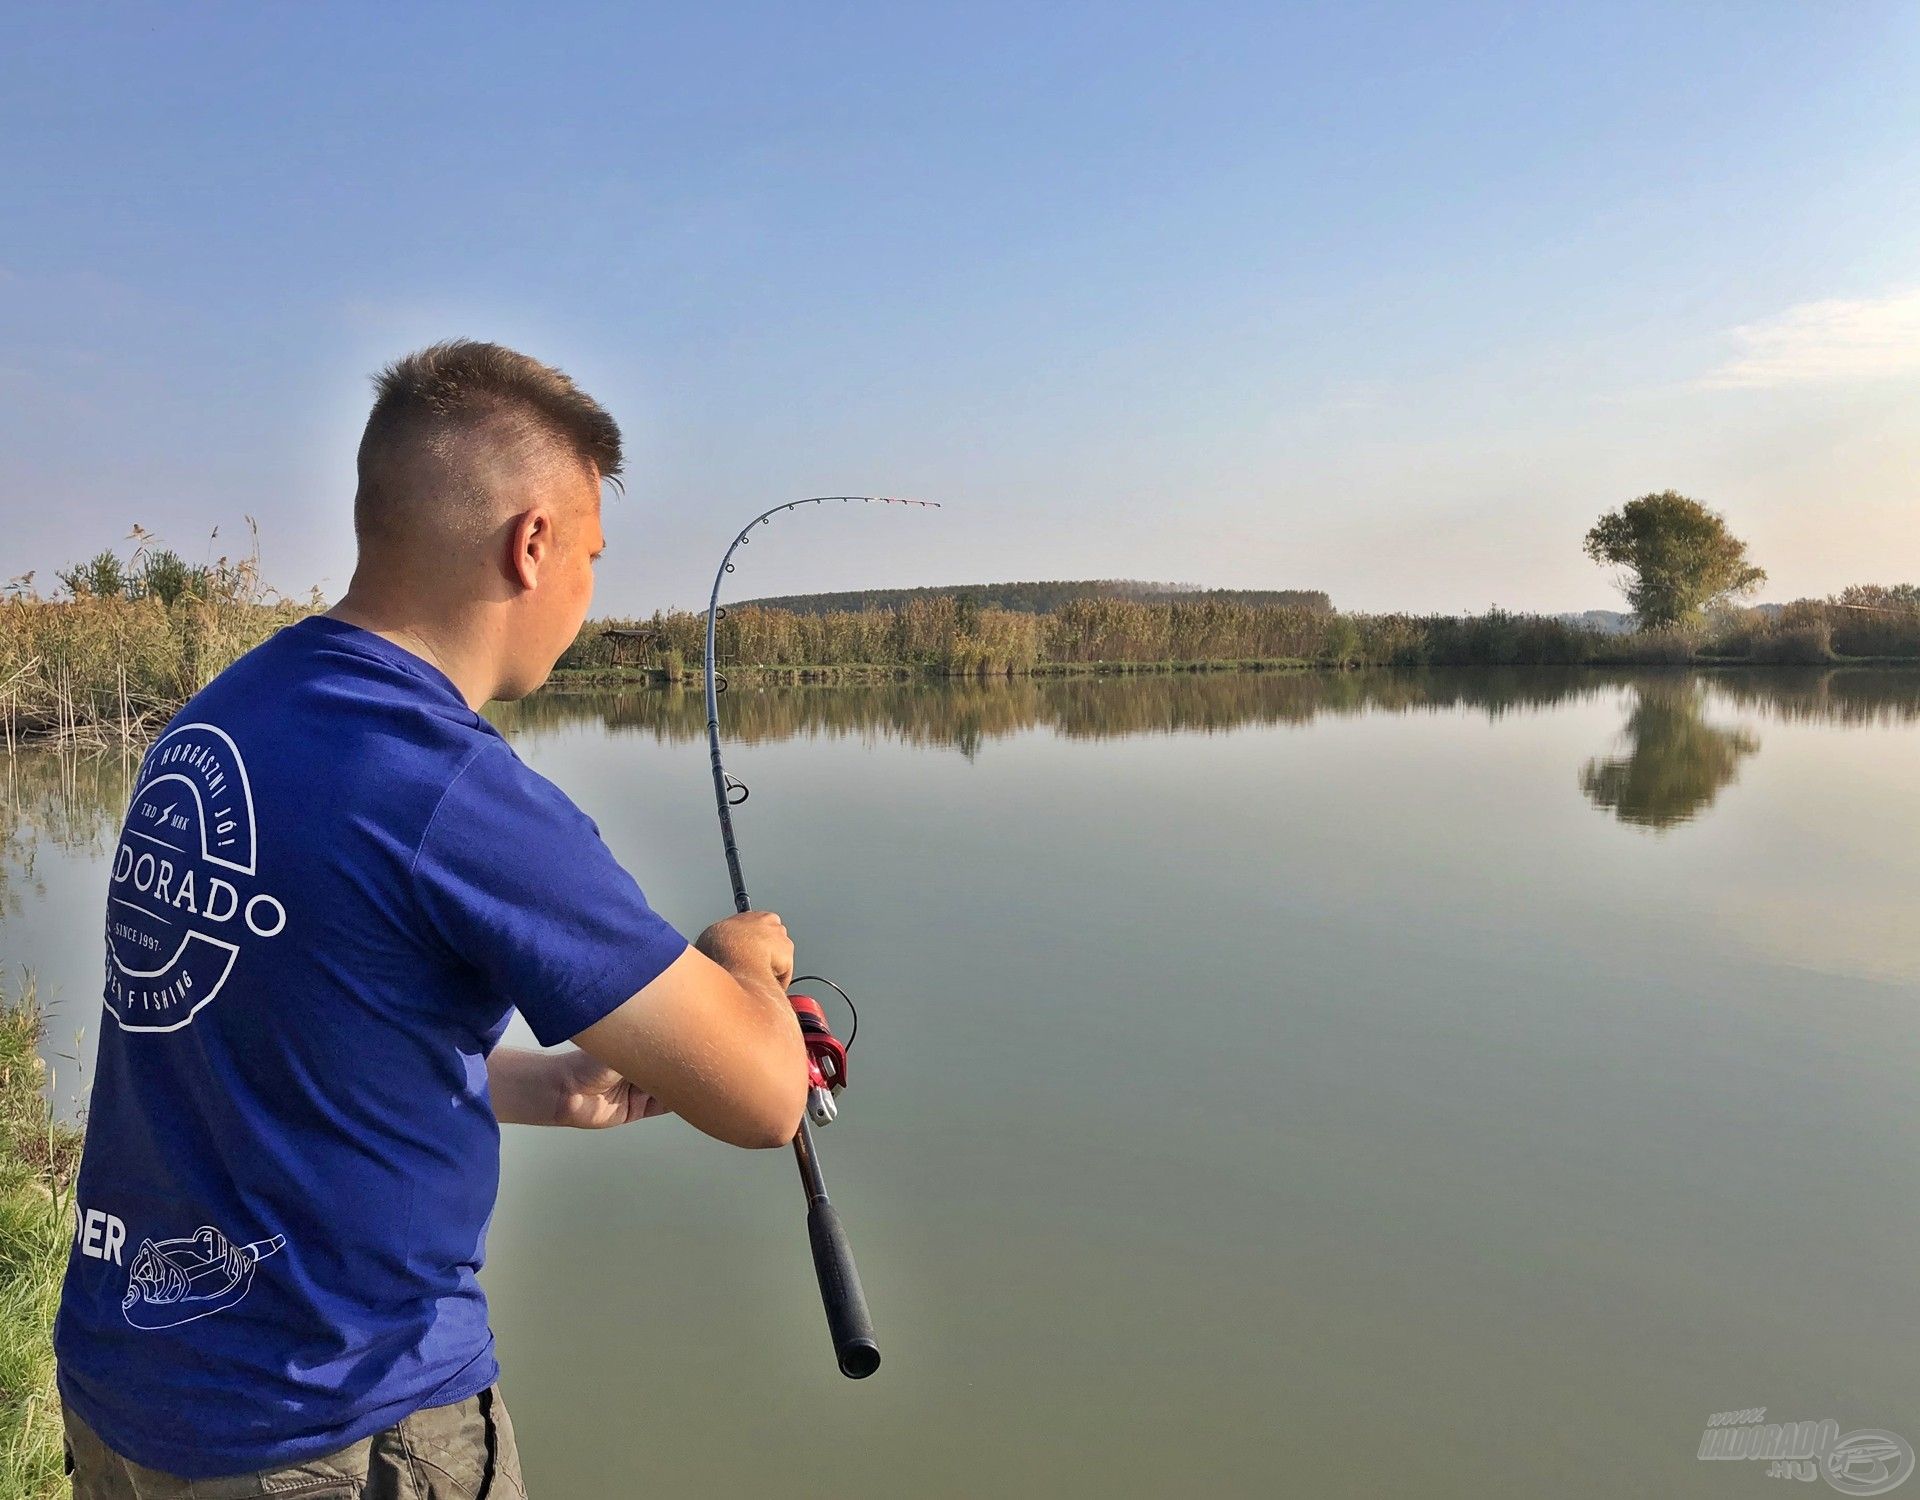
[731,579,1335,615]
[1557,605,1789,635]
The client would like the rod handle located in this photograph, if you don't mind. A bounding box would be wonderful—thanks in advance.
[806,1197,880,1379]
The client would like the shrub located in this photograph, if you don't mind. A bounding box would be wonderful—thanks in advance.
[1750,622,1834,664]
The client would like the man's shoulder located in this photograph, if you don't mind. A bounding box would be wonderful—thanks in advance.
[187,618,487,741]
[158,619,504,821]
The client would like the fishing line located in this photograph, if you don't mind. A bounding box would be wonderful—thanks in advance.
[790,973,859,1051]
[703,496,941,913]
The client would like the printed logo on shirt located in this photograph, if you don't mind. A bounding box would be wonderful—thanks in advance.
[120,1223,286,1329]
[103,721,287,1032]
[73,1204,127,1267]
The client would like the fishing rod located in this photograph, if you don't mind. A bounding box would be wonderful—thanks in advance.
[702,495,941,1379]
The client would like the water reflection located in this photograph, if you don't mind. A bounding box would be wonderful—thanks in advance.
[1,748,135,921]
[4,669,1919,890]
[1579,681,1760,829]
[491,664,1920,750]
[494,668,1605,750]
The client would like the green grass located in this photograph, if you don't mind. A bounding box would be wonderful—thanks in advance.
[0,980,80,1499]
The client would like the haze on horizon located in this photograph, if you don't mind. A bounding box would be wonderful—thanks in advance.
[4,3,1918,619]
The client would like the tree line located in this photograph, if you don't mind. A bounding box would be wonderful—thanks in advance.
[562,589,1920,682]
[553,484,1899,678]
[734,579,1334,615]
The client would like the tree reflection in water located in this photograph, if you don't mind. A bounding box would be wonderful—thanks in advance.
[3,669,1918,895]
[1579,680,1760,829]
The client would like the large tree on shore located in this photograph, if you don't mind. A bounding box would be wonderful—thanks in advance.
[1583,491,1765,629]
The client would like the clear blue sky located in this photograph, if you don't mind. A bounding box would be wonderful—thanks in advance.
[5,2,1918,615]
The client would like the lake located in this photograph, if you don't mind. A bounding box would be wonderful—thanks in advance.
[7,668,1920,1496]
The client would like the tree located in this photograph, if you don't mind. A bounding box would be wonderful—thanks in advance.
[1835,582,1920,611]
[1583,491,1765,629]
[132,548,205,605]
[57,550,128,599]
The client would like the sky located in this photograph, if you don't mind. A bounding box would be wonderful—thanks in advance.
[3,2,1918,617]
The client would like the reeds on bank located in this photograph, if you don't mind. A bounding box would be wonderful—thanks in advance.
[1,534,313,749]
[562,596,1920,682]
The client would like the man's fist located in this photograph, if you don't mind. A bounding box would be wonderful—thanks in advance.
[551,1048,670,1129]
[695,910,795,991]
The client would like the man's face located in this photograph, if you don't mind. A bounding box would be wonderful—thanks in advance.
[552,472,605,647]
[499,466,605,699]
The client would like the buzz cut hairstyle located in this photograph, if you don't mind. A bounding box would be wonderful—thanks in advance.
[354,340,624,543]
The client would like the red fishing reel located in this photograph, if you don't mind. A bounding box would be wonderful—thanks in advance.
[789,992,850,1126]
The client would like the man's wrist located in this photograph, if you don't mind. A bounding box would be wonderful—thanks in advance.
[486,1047,571,1128]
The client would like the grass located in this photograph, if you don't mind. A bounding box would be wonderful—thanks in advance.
[0,979,79,1500]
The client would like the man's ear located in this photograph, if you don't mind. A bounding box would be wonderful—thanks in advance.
[507,508,552,592]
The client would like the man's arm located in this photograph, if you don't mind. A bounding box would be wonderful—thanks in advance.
[570,910,808,1150]
[488,1046,671,1128]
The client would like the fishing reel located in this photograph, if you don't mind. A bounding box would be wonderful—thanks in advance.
[789,991,850,1125]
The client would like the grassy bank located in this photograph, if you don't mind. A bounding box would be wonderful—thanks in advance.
[0,982,79,1499]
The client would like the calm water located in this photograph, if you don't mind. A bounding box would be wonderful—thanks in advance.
[6,669,1920,1496]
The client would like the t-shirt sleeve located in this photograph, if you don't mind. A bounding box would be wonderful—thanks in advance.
[411,742,689,1045]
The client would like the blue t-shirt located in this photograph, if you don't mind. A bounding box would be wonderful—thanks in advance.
[54,616,689,1477]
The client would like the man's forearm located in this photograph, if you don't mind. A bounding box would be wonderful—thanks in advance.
[572,934,807,1149]
[486,1047,567,1126]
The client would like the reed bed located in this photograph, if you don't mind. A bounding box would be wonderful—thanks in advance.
[563,596,1920,684]
[2,530,314,748]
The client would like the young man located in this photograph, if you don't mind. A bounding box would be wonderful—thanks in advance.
[54,341,808,1495]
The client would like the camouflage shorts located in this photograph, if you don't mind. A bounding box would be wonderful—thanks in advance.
[63,1385,526,1499]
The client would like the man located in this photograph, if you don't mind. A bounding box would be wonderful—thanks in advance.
[54,340,808,1495]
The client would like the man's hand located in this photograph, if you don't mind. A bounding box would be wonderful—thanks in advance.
[550,1047,671,1129]
[496,911,803,1144]
[487,1046,671,1130]
[570,913,809,1150]
[694,910,795,994]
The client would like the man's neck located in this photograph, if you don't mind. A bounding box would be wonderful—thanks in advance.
[326,590,495,711]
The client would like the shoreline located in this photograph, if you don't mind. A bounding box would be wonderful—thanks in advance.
[4,656,1918,748]
[541,654,1920,691]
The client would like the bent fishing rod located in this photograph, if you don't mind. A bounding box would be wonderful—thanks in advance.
[702,495,941,1379]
